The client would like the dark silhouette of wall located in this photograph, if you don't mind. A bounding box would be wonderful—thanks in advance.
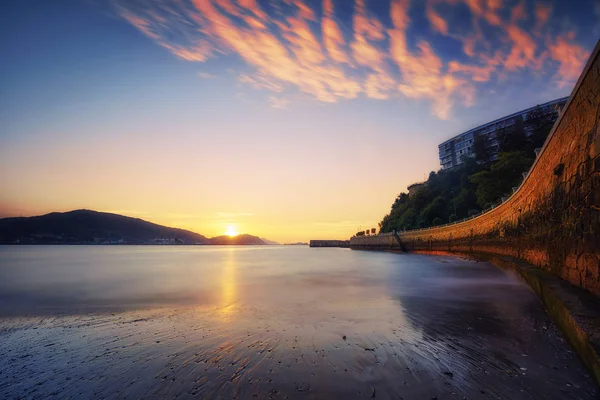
[309,240,350,248]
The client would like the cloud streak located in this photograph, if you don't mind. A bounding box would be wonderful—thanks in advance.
[116,0,592,119]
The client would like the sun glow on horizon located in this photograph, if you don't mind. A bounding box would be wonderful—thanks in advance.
[225,225,239,237]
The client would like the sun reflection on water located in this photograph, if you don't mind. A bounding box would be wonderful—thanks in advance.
[219,247,238,319]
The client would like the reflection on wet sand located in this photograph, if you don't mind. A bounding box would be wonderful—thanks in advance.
[0,246,597,399]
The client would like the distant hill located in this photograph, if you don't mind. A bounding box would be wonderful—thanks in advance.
[260,238,280,245]
[208,234,266,245]
[0,209,210,245]
[0,209,274,245]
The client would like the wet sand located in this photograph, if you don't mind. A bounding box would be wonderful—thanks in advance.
[0,246,597,399]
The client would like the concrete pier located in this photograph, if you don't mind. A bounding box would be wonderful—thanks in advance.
[309,240,349,248]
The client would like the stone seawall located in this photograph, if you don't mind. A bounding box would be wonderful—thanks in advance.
[352,41,600,296]
[349,233,403,250]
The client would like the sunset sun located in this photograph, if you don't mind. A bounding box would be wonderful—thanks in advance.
[225,225,239,237]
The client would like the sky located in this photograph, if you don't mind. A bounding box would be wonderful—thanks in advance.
[0,0,598,242]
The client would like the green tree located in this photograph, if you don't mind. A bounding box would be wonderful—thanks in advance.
[392,193,409,208]
[378,142,539,232]
[472,134,492,164]
[421,196,448,225]
[411,185,434,211]
[454,187,478,216]
[398,208,418,230]
[497,117,527,153]
[525,106,558,150]
[469,151,534,208]
[468,170,497,208]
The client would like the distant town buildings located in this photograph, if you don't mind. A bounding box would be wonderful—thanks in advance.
[438,97,568,170]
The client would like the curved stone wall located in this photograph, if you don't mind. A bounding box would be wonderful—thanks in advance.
[350,233,401,250]
[351,41,600,296]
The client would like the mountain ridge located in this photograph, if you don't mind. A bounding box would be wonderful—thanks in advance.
[0,209,269,245]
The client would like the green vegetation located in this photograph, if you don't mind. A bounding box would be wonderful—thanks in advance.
[379,107,559,233]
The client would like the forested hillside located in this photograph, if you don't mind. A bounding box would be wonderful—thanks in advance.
[379,106,559,232]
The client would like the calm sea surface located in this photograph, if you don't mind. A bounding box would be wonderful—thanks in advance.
[0,245,597,399]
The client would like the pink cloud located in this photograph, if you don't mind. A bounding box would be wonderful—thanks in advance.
[426,1,449,35]
[464,0,503,27]
[215,0,240,17]
[238,0,268,20]
[448,59,498,82]
[291,0,316,21]
[348,0,397,99]
[351,0,386,67]
[548,32,589,87]
[389,0,472,119]
[533,2,552,36]
[165,42,213,62]
[510,2,527,23]
[365,72,396,100]
[535,3,552,25]
[115,0,593,119]
[429,0,584,80]
[353,0,385,41]
[504,25,538,70]
[322,0,350,64]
